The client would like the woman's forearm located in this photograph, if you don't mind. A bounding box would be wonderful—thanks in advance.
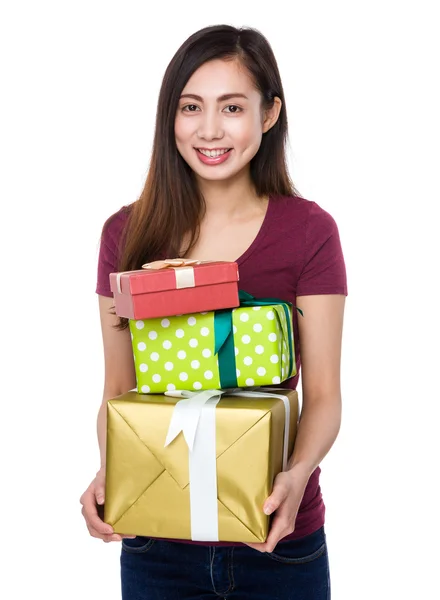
[287,394,342,477]
[97,401,108,469]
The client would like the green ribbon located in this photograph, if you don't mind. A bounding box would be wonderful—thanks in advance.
[214,309,237,388]
[214,291,303,389]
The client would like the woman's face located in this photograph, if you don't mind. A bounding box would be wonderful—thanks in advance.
[175,59,276,183]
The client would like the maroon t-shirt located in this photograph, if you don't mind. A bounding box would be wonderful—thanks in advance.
[96,193,348,545]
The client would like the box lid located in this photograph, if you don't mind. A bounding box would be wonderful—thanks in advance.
[110,261,239,296]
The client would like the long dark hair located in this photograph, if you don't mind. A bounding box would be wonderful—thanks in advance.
[115,24,300,327]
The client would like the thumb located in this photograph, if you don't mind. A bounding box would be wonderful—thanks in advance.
[95,483,105,505]
[263,485,288,515]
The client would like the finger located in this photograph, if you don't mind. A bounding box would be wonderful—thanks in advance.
[264,516,292,553]
[244,541,267,552]
[87,523,121,543]
[103,534,125,543]
[95,479,106,506]
[82,496,113,535]
[86,523,111,541]
[245,515,287,553]
[263,485,288,516]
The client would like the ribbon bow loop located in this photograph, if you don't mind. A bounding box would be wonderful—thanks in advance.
[142,258,201,270]
[141,258,207,290]
[164,390,223,451]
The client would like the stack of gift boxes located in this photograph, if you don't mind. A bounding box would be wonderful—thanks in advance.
[104,259,301,543]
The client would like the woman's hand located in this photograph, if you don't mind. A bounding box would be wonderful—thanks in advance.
[80,466,135,543]
[245,466,310,553]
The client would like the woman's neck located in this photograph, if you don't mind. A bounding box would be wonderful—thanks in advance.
[197,173,265,219]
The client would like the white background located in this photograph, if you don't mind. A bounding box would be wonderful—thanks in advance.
[1,1,439,598]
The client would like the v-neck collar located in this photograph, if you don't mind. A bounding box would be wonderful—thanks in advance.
[236,194,274,267]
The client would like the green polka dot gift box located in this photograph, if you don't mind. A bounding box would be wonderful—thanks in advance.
[130,291,302,393]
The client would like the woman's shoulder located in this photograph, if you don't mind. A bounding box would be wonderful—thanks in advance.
[100,204,133,253]
[272,194,341,238]
[272,194,335,221]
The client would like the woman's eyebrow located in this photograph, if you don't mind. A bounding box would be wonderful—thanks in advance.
[179,93,248,102]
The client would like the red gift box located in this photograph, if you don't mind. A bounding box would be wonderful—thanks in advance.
[110,259,239,320]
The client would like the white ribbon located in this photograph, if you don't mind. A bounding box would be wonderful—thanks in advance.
[164,387,293,541]
[174,266,195,289]
[115,269,144,294]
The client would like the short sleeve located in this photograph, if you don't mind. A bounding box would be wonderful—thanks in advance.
[95,207,130,297]
[296,202,348,296]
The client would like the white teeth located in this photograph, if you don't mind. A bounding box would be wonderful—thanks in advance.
[198,148,229,157]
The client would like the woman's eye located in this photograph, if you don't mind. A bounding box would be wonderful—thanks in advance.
[182,104,200,112]
[224,105,242,113]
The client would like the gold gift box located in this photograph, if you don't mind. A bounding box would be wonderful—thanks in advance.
[104,389,298,543]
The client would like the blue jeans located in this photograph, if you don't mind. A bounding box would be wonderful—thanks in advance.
[120,526,330,599]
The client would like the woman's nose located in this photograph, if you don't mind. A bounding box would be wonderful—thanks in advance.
[197,109,224,141]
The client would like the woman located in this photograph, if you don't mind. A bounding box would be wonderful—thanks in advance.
[80,24,347,599]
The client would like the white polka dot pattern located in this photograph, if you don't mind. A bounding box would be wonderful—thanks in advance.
[129,304,294,393]
[230,305,294,388]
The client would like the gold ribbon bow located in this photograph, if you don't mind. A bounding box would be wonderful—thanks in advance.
[142,258,201,270]
[142,258,206,289]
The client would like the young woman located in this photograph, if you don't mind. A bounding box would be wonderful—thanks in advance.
[80,24,347,600]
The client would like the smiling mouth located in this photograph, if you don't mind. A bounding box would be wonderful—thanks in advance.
[196,148,232,158]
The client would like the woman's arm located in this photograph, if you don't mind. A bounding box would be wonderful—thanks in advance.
[246,293,346,552]
[287,293,345,474]
[80,296,137,542]
[97,295,137,468]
